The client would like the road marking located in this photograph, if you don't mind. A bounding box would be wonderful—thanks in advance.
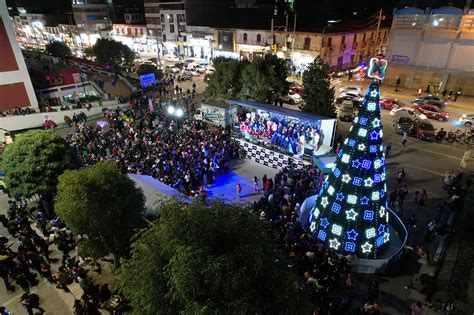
[411,146,463,161]
[382,92,473,110]
[403,164,445,177]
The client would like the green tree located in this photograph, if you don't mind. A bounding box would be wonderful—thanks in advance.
[117,199,309,314]
[83,46,95,60]
[239,55,289,103]
[300,56,336,117]
[137,63,164,80]
[55,161,145,268]
[45,40,72,58]
[205,57,246,99]
[2,130,69,199]
[92,38,136,67]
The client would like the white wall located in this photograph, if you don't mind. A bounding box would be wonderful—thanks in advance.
[0,103,129,131]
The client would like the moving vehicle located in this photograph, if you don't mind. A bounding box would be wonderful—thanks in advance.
[338,99,355,122]
[379,98,406,110]
[182,69,199,77]
[282,90,302,104]
[336,92,364,107]
[412,95,447,107]
[414,104,450,121]
[412,119,435,141]
[194,103,232,128]
[459,114,474,127]
[338,85,362,94]
[390,107,427,120]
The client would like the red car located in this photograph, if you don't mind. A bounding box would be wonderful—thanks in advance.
[414,104,450,121]
[379,98,405,110]
[412,119,435,141]
[289,81,302,94]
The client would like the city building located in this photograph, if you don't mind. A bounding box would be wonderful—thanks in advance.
[0,0,38,110]
[110,23,149,54]
[71,0,111,34]
[386,6,474,95]
[182,25,214,59]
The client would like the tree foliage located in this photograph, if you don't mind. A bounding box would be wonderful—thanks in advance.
[55,161,145,267]
[117,199,309,315]
[239,55,289,103]
[300,56,336,117]
[83,46,95,60]
[137,63,164,80]
[45,40,72,58]
[2,130,69,198]
[92,38,136,67]
[205,57,246,99]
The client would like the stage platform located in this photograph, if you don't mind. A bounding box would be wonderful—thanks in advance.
[128,159,279,213]
[234,137,333,171]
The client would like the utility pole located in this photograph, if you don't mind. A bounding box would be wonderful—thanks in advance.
[290,13,297,60]
[374,8,383,56]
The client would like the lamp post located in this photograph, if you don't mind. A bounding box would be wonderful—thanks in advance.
[167,105,184,132]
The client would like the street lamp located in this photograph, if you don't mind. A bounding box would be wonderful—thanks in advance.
[167,105,184,131]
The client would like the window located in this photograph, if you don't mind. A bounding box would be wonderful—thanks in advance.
[327,37,332,47]
[170,24,175,33]
[362,33,366,41]
[353,34,357,43]
[160,14,164,22]
[383,31,388,39]
[127,28,131,35]
[169,14,174,23]
[303,37,311,50]
[163,34,166,42]
[341,36,345,45]
[370,32,374,39]
[243,33,247,42]
[256,34,261,42]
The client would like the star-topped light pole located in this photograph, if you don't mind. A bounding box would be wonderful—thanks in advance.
[307,54,390,259]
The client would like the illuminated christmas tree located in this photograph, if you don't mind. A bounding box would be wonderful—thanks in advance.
[308,55,390,259]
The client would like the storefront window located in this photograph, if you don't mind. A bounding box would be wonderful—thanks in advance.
[243,33,247,42]
[256,34,261,43]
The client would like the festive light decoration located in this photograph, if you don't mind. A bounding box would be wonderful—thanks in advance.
[308,76,390,259]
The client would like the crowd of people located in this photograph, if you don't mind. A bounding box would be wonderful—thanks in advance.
[0,199,129,314]
[237,109,325,155]
[249,166,383,314]
[67,97,240,196]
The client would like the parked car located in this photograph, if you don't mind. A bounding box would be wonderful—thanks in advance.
[338,99,355,122]
[459,113,474,127]
[282,90,302,104]
[414,104,450,121]
[182,69,199,76]
[288,80,302,94]
[412,119,436,141]
[204,66,215,75]
[338,85,362,94]
[174,62,187,69]
[394,116,414,135]
[164,65,180,74]
[163,54,180,62]
[390,107,427,120]
[336,92,364,108]
[412,95,448,107]
[379,98,406,110]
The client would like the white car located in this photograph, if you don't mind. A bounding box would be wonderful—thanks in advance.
[163,54,180,62]
[182,69,199,76]
[204,66,215,74]
[459,114,474,127]
[390,107,427,120]
[283,91,302,104]
[339,85,362,94]
[338,91,364,103]
[164,65,180,74]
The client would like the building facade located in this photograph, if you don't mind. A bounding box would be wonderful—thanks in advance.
[386,6,474,95]
[0,0,38,110]
[71,0,111,33]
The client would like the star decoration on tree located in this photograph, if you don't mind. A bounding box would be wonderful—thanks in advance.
[320,218,329,228]
[352,159,361,168]
[329,238,341,250]
[370,130,379,141]
[361,242,373,253]
[347,229,359,240]
[345,209,358,220]
[310,221,316,232]
[336,192,345,201]
[364,178,374,187]
[320,197,329,207]
[358,144,366,151]
[342,174,351,183]
[370,90,378,97]
[372,118,381,128]
[360,196,370,205]
[378,224,386,235]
